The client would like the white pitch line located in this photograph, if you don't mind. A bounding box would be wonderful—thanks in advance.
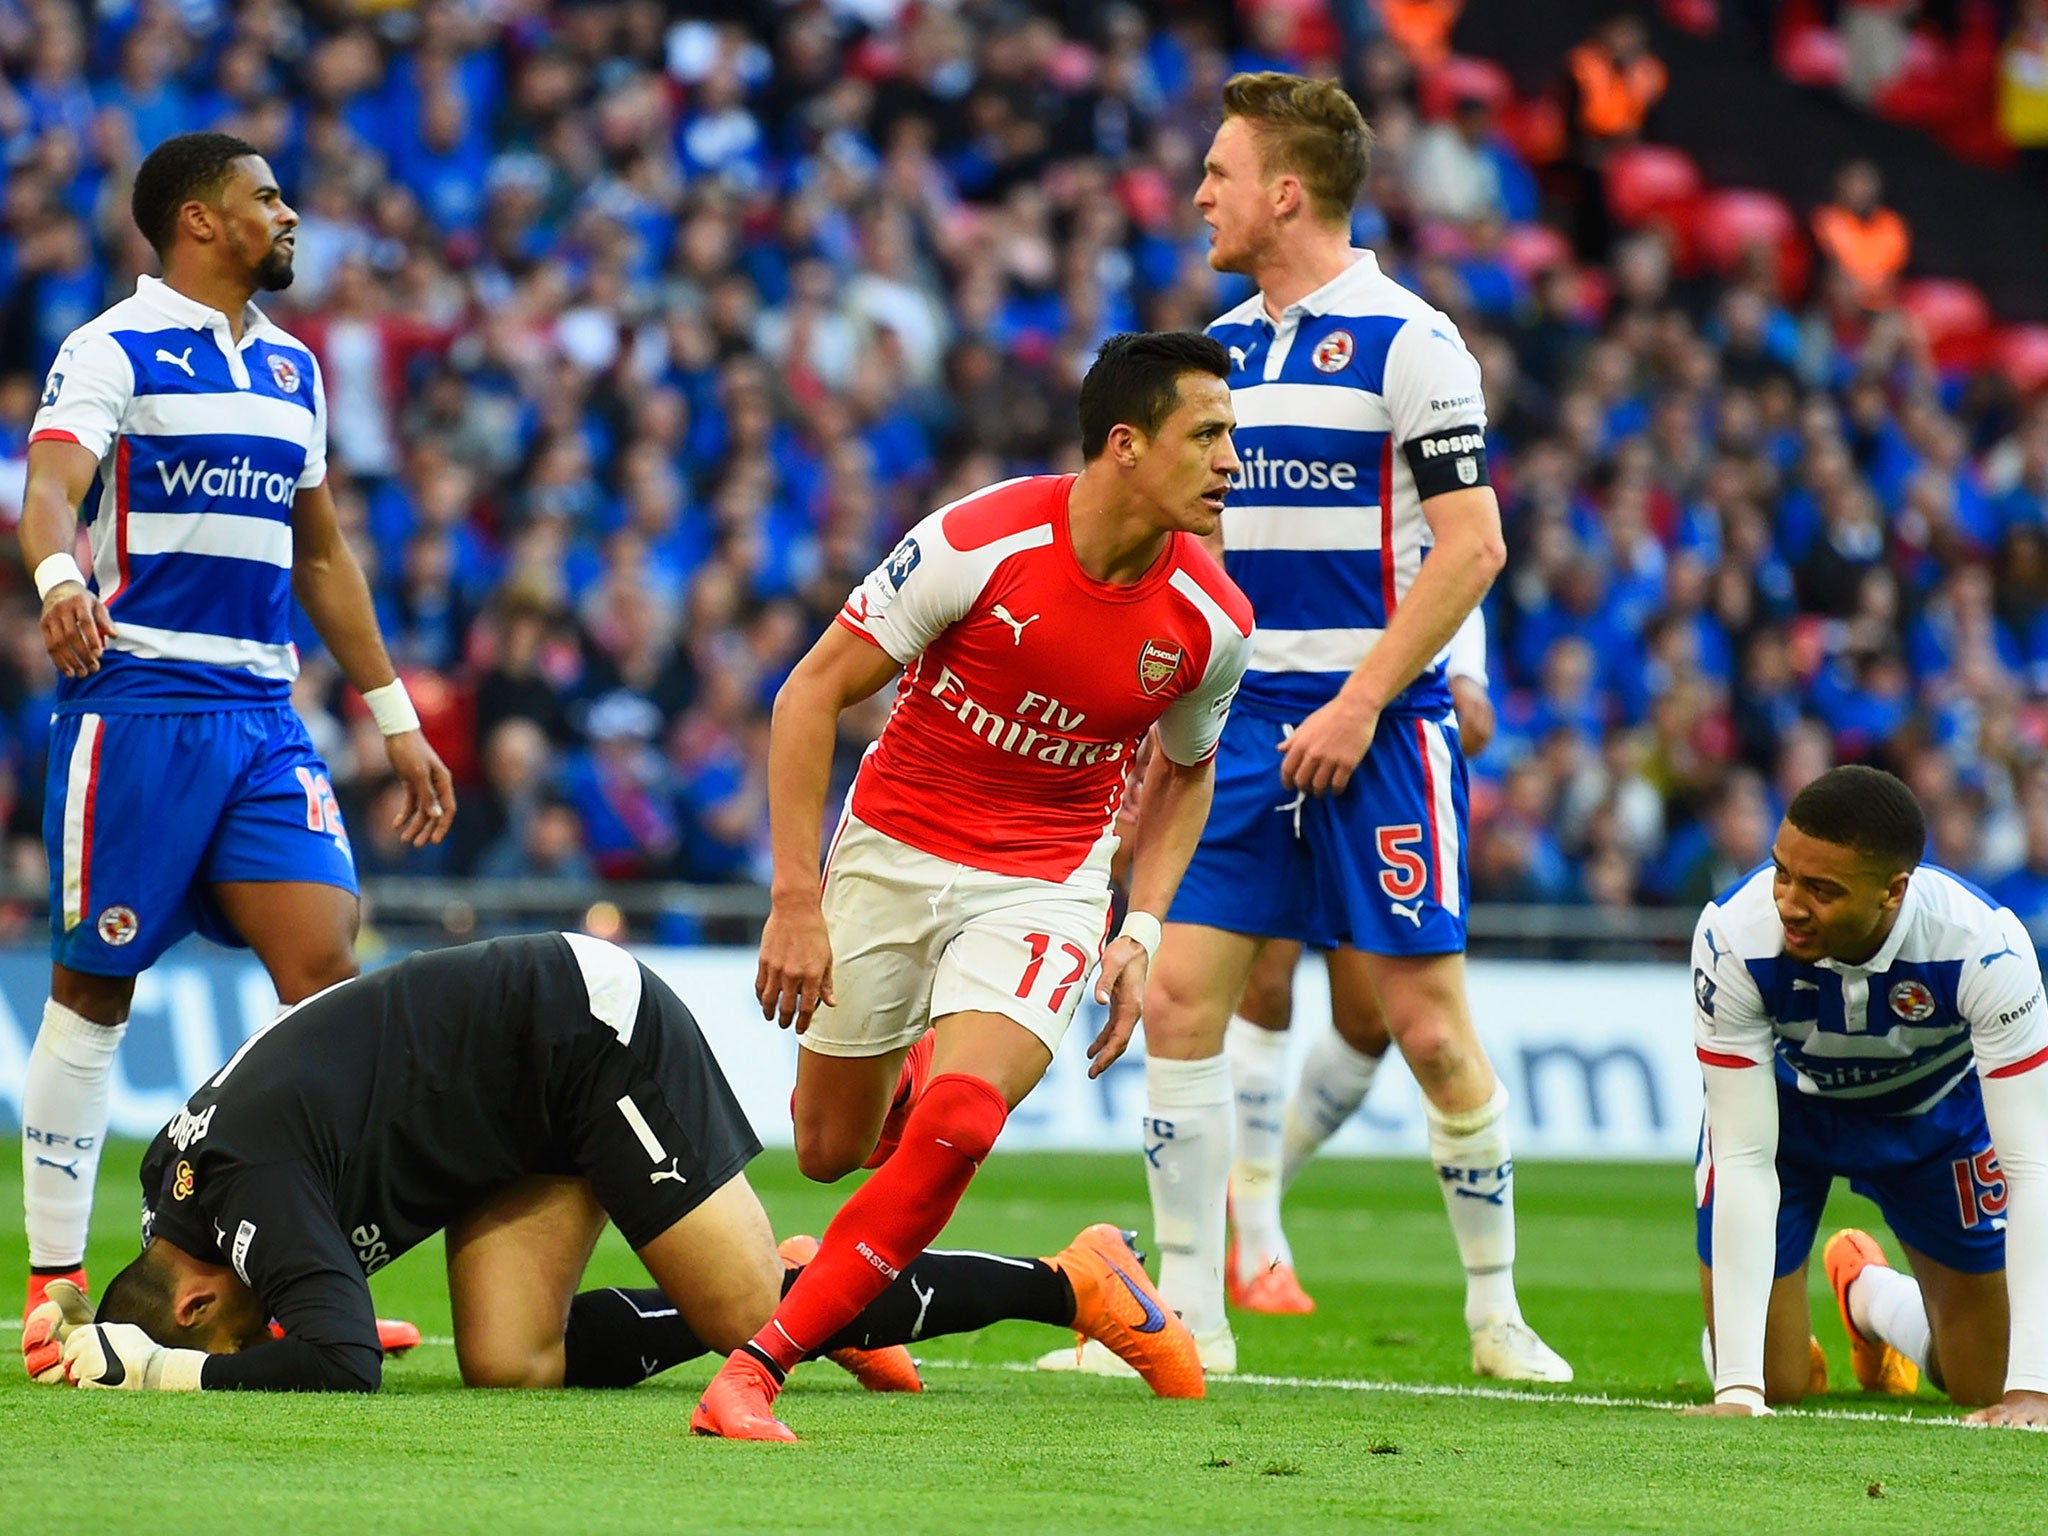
[916,1358,2027,1431]
[3,1316,2029,1428]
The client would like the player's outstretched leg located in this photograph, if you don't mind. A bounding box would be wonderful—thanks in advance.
[777,1235,923,1392]
[1043,1223,1204,1396]
[1825,1229,1926,1394]
[695,1030,1021,1442]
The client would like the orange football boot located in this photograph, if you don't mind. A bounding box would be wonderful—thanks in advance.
[1824,1228,1921,1395]
[1237,1262,1316,1315]
[1044,1223,1204,1398]
[776,1235,922,1392]
[691,1349,797,1441]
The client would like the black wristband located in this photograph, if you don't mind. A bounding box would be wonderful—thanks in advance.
[1402,426,1490,499]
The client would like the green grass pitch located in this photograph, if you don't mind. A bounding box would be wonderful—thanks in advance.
[4,1143,2042,1534]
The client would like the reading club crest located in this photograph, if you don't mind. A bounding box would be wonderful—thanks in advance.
[267,353,300,393]
[1138,639,1184,695]
[1311,330,1354,373]
[96,905,138,946]
[1888,979,1937,1022]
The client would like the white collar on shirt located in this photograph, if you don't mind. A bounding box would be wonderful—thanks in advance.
[132,274,274,345]
[1286,248,1384,318]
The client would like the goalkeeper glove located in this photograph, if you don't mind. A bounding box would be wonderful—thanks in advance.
[63,1323,206,1391]
[23,1277,94,1384]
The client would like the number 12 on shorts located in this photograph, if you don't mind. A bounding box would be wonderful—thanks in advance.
[1016,932,1091,1012]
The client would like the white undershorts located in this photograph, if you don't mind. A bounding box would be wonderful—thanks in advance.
[798,815,1112,1060]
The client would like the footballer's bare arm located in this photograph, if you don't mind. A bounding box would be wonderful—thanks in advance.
[757,624,903,1031]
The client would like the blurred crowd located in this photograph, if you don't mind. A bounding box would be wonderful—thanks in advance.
[0,0,2047,942]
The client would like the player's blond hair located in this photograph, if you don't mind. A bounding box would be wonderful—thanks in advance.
[1220,72,1373,226]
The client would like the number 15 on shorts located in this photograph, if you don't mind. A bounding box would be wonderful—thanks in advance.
[1016,932,1091,1012]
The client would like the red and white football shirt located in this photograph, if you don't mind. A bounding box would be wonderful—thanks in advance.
[837,474,1254,883]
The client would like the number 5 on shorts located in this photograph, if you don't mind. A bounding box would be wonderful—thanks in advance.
[1016,932,1091,1012]
[1377,824,1427,901]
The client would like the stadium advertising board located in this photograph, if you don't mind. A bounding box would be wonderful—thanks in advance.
[0,947,1699,1159]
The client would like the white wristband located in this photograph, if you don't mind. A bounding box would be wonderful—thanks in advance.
[33,552,86,601]
[1117,910,1163,959]
[1713,1385,1772,1416]
[146,1347,208,1392]
[363,679,421,736]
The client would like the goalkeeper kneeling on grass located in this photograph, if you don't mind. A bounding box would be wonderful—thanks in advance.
[32,932,1195,1396]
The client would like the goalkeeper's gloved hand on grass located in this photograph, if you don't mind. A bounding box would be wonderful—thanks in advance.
[63,1322,206,1391]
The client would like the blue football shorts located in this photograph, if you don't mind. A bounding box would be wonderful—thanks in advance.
[1168,698,1470,956]
[44,705,358,975]
[1695,1071,2006,1277]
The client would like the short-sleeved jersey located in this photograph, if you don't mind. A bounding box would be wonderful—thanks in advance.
[29,276,327,712]
[1694,863,2048,1116]
[1208,251,1488,718]
[837,475,1254,883]
[137,933,648,1390]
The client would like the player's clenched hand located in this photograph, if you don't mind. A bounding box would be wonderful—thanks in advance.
[384,731,457,847]
[23,1278,94,1384]
[1966,1389,2048,1428]
[39,584,115,679]
[1086,937,1148,1078]
[758,899,835,1032]
[1278,695,1379,797]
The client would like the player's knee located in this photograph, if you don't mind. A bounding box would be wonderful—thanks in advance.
[1145,964,1229,1059]
[792,1124,868,1184]
[275,944,360,1005]
[1394,1015,1466,1088]
[459,1340,565,1390]
[1237,971,1292,1031]
[1329,998,1391,1057]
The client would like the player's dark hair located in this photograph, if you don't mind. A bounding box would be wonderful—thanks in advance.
[1785,765,1926,874]
[96,1245,207,1350]
[131,131,263,253]
[1078,331,1233,460]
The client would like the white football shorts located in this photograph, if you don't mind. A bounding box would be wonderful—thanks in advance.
[799,815,1112,1060]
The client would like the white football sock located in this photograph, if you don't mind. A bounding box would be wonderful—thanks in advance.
[1144,1052,1233,1337]
[22,1000,127,1270]
[1427,1080,1522,1329]
[1282,1028,1384,1188]
[1849,1263,1933,1373]
[1227,1017,1290,1278]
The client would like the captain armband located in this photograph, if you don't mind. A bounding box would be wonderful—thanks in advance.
[1402,427,1491,500]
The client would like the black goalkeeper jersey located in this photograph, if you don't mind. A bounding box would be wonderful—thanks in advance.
[135,932,757,1390]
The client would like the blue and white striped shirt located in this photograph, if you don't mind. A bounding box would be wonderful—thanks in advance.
[1208,251,1487,717]
[30,275,327,711]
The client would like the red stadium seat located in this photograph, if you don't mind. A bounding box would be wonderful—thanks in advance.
[1419,55,1515,120]
[1901,278,1995,369]
[1997,326,2048,394]
[1498,222,1573,280]
[1775,26,1845,89]
[1693,188,1809,299]
[1603,144,1703,228]
[1498,92,1567,166]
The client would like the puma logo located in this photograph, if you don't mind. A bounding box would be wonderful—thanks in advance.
[990,604,1039,644]
[648,1158,687,1187]
[33,1155,79,1180]
[1982,938,2022,968]
[909,1277,936,1339]
[1389,899,1423,927]
[1793,979,1818,992]
[155,347,195,377]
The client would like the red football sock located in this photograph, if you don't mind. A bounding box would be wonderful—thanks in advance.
[747,1072,1009,1376]
[863,1032,937,1169]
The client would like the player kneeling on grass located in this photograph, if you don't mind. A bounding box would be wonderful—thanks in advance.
[1691,766,2048,1428]
[28,933,1195,1395]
